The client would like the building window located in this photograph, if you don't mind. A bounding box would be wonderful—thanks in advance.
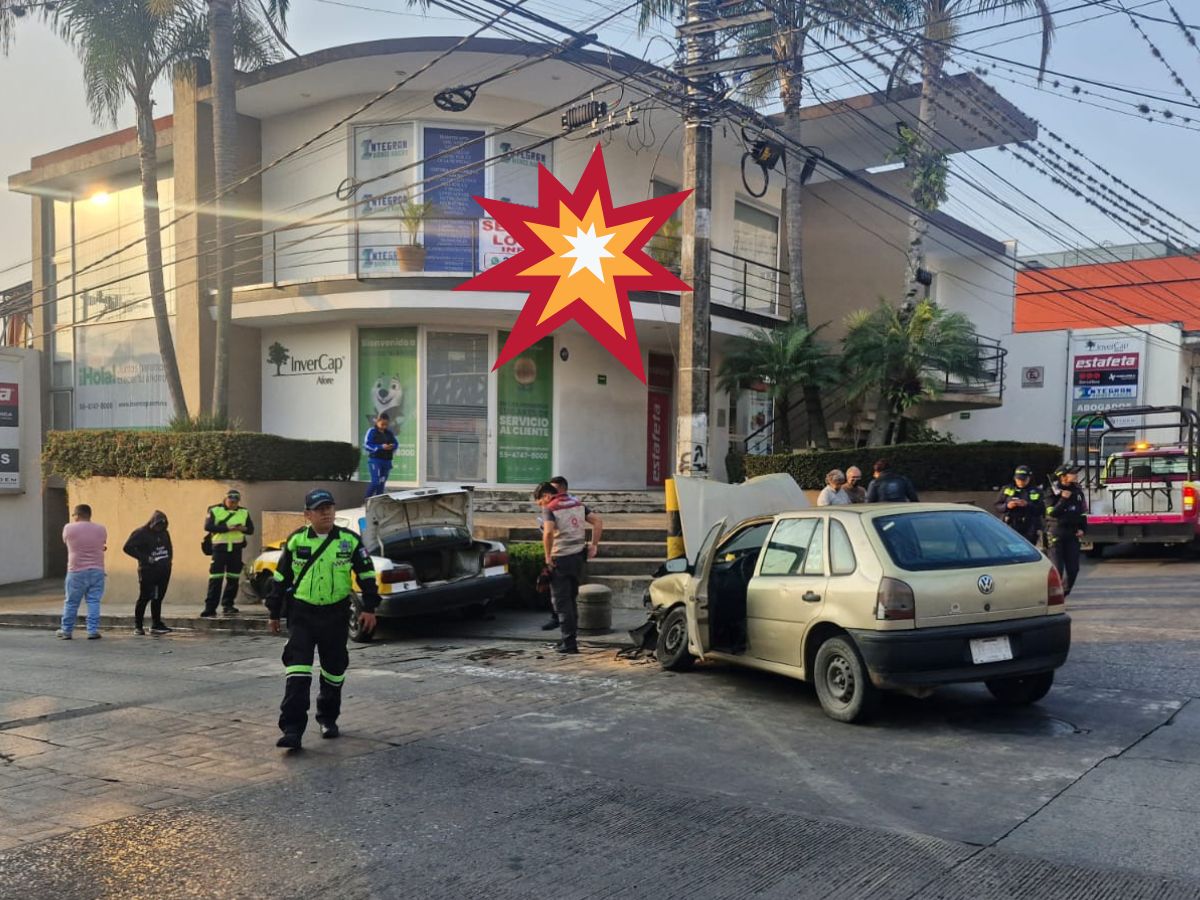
[426,331,489,482]
[50,390,73,431]
[732,200,781,314]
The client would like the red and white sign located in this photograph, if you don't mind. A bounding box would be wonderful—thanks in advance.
[478,218,522,271]
[646,391,669,487]
[0,382,16,429]
[1074,353,1140,371]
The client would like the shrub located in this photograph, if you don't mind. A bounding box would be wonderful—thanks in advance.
[43,430,360,482]
[725,449,746,485]
[743,441,1063,491]
[502,541,547,610]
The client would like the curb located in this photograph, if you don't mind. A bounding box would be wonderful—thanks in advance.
[0,612,271,635]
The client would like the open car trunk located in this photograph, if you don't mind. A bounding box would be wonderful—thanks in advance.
[363,490,486,586]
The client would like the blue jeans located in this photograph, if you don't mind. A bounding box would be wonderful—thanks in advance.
[366,458,392,499]
[62,568,105,635]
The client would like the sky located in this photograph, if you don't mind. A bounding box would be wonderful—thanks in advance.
[0,0,1197,286]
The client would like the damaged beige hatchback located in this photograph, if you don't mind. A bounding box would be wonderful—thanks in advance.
[647,498,1071,723]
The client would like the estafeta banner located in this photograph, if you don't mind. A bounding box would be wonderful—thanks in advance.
[1069,333,1146,427]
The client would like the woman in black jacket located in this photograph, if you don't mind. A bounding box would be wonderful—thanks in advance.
[123,511,173,635]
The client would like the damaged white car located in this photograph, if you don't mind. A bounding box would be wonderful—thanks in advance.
[245,487,512,641]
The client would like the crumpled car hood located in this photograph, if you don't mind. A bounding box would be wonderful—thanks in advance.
[674,473,809,563]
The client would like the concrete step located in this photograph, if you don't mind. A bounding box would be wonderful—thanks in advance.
[584,574,655,610]
[591,541,665,558]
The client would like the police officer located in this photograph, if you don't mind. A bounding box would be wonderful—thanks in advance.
[202,489,254,617]
[266,489,379,750]
[994,465,1044,544]
[1046,465,1088,596]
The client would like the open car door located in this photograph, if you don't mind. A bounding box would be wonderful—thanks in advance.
[685,518,727,659]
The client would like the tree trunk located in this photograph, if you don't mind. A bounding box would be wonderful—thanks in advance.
[777,14,830,449]
[867,390,892,448]
[209,0,237,423]
[773,392,791,453]
[903,20,945,302]
[136,97,189,421]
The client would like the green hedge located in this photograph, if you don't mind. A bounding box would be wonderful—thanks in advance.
[43,430,360,481]
[744,441,1063,491]
[501,541,548,610]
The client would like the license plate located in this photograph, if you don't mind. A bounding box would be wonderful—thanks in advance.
[970,636,1013,664]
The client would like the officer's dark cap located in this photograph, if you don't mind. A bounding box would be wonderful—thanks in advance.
[304,489,336,510]
[1055,464,1080,477]
[1014,466,1032,477]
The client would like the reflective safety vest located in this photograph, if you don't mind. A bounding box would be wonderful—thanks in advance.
[273,525,378,607]
[210,505,250,549]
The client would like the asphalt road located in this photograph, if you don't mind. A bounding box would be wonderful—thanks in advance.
[0,548,1197,899]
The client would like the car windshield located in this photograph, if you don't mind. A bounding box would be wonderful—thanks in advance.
[873,510,1042,571]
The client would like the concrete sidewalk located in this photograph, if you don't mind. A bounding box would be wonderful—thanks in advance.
[0,577,646,646]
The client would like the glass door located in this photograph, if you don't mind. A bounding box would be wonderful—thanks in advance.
[425,331,489,482]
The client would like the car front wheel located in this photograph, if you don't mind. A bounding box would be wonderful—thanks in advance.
[348,594,374,644]
[812,635,878,723]
[655,607,694,671]
[985,671,1054,705]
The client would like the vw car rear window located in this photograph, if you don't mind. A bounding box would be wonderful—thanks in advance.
[873,510,1042,571]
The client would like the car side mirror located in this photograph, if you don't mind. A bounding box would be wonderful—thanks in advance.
[662,557,690,574]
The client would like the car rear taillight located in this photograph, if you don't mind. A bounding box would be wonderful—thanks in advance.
[483,549,509,570]
[1184,484,1197,516]
[380,564,416,584]
[1047,567,1065,606]
[875,577,915,621]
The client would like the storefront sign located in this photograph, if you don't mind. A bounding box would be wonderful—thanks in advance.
[479,218,520,271]
[74,319,171,429]
[0,382,16,427]
[492,137,549,206]
[646,391,669,487]
[423,126,485,273]
[265,340,345,385]
[0,361,19,490]
[1069,335,1145,428]
[358,327,419,482]
[497,332,553,484]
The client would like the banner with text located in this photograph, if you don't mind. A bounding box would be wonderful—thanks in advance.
[352,122,416,275]
[358,328,419,482]
[0,364,20,490]
[1069,334,1146,429]
[74,320,171,429]
[423,126,485,273]
[497,332,553,484]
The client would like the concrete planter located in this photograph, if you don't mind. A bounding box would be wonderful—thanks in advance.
[65,477,365,608]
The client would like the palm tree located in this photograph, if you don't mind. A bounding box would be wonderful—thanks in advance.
[717,321,834,452]
[152,0,287,422]
[49,0,209,421]
[842,298,984,446]
[887,1,1054,301]
[636,1,907,449]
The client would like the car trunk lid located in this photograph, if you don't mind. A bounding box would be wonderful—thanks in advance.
[362,489,471,554]
[911,563,1050,627]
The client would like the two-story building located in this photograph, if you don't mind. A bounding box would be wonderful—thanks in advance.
[10,37,1031,489]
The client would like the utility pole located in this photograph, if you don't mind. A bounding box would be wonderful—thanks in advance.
[676,0,716,479]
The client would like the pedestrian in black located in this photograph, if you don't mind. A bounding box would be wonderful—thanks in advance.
[994,465,1044,545]
[1046,465,1087,596]
[123,510,173,635]
[865,459,920,503]
[266,489,380,750]
[202,489,253,617]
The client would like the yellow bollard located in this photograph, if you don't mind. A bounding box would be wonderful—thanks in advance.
[665,477,685,560]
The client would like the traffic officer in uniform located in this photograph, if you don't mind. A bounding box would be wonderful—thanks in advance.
[266,489,379,750]
[202,489,254,617]
[1046,465,1088,596]
[993,465,1044,544]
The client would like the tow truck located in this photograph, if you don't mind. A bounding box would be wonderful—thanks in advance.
[1073,405,1200,557]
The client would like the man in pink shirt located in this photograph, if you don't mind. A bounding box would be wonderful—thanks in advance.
[58,504,107,640]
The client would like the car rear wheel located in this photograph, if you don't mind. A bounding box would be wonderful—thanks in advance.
[985,671,1053,705]
[655,607,694,671]
[813,635,878,723]
[348,594,373,644]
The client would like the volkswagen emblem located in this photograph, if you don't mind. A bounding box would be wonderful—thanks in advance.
[977,574,995,595]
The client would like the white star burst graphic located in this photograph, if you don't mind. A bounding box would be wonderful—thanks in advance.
[561,223,615,281]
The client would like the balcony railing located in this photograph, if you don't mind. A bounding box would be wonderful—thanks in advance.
[260,217,791,320]
[926,333,1007,399]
